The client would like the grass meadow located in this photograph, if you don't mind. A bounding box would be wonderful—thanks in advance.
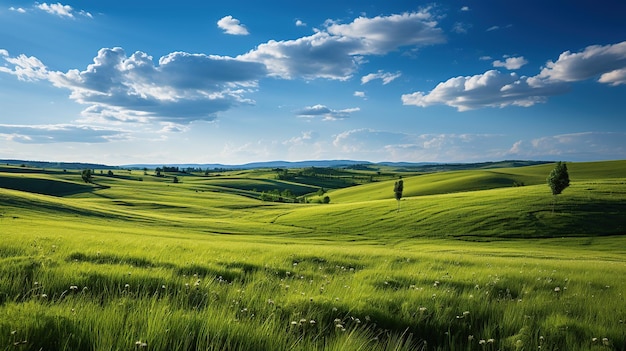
[1,161,625,350]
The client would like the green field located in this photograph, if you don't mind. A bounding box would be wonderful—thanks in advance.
[1,161,625,350]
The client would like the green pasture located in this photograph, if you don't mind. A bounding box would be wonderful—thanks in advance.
[0,161,625,350]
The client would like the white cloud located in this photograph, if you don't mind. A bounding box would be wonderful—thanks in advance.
[361,70,401,85]
[325,10,445,55]
[296,104,359,120]
[402,70,567,111]
[332,129,505,162]
[452,22,471,34]
[239,10,444,80]
[0,52,49,81]
[461,6,470,11]
[283,131,316,146]
[353,91,366,98]
[493,56,528,70]
[217,15,249,35]
[36,2,91,18]
[295,19,306,27]
[333,128,407,152]
[0,48,267,124]
[239,32,362,80]
[537,41,626,83]
[599,67,626,86]
[9,7,26,13]
[486,26,499,32]
[158,122,188,134]
[403,40,626,111]
[507,132,626,161]
[0,124,127,143]
[1,9,447,125]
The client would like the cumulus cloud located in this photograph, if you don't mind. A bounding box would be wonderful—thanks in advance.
[493,56,528,70]
[36,2,92,18]
[403,41,626,111]
[1,48,267,124]
[537,41,626,84]
[361,70,401,85]
[0,9,448,126]
[239,9,444,80]
[0,52,49,81]
[295,104,359,120]
[599,67,626,86]
[0,124,127,143]
[401,70,567,111]
[325,10,445,54]
[239,32,362,80]
[217,15,249,35]
[353,91,366,98]
[9,6,27,13]
[295,19,306,27]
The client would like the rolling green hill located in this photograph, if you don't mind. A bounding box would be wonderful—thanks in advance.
[328,160,626,203]
[1,160,626,351]
[2,160,625,241]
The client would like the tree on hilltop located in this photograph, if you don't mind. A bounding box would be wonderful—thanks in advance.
[547,161,570,212]
[394,178,404,212]
[81,169,93,183]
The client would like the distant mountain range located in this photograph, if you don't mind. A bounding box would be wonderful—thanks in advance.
[2,159,552,171]
[122,160,444,170]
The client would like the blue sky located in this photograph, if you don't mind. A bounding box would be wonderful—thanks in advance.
[1,1,625,165]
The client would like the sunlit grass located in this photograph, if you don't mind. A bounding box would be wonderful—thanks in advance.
[1,161,625,350]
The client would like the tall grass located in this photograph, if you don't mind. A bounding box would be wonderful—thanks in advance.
[1,161,625,350]
[1,221,625,350]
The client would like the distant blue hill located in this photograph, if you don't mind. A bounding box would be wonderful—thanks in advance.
[123,160,438,170]
[123,160,549,171]
[2,159,551,171]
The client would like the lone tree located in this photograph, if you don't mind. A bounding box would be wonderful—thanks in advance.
[394,178,404,212]
[547,161,570,211]
[81,169,93,183]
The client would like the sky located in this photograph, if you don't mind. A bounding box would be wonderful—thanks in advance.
[1,0,625,166]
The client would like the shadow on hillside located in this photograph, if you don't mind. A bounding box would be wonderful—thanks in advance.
[0,177,107,197]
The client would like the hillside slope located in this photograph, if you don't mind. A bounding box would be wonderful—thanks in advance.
[1,160,625,241]
[328,160,626,203]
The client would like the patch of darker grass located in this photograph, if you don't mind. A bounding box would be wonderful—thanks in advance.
[0,257,41,304]
[0,176,96,196]
[0,313,91,351]
[0,245,26,258]
[176,263,243,283]
[290,255,366,274]
[66,252,166,269]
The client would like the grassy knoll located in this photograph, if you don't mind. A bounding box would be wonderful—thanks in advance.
[1,161,625,350]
